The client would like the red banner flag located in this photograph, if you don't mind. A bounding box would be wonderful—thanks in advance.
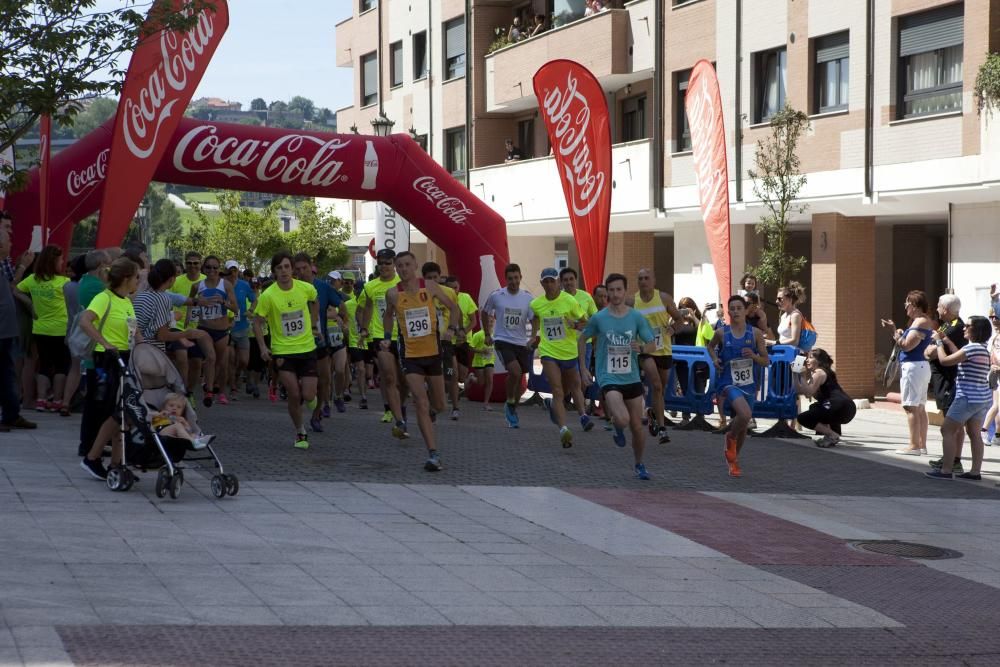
[684,60,732,303]
[96,0,229,247]
[38,114,52,245]
[533,60,612,290]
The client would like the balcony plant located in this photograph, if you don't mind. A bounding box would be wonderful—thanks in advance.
[486,27,514,55]
[974,52,1000,118]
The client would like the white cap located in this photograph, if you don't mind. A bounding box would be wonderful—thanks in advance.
[328,270,342,280]
[224,260,239,270]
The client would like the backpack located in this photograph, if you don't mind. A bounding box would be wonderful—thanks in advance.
[798,315,818,352]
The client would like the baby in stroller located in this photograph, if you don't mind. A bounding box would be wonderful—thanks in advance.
[150,393,215,450]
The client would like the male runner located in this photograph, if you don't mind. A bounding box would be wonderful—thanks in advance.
[421,263,464,420]
[630,268,688,444]
[293,252,347,432]
[357,249,403,425]
[224,260,257,401]
[382,251,460,471]
[706,295,769,477]
[580,273,657,479]
[530,267,592,448]
[343,274,369,409]
[253,252,321,450]
[560,267,598,317]
[169,251,210,399]
[445,275,479,415]
[482,263,535,428]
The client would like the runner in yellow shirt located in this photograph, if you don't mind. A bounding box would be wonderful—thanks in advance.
[253,251,321,450]
[343,279,370,410]
[468,324,496,412]
[530,267,592,448]
[420,262,465,420]
[445,275,480,413]
[559,267,599,317]
[382,251,460,472]
[357,248,403,424]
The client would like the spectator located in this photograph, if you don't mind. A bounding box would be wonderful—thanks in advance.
[504,139,524,162]
[776,281,806,349]
[891,290,934,455]
[77,249,113,457]
[925,294,965,472]
[745,293,770,336]
[508,16,522,42]
[794,348,856,447]
[0,222,36,431]
[592,284,608,311]
[530,13,547,37]
[61,254,88,415]
[738,272,760,298]
[981,313,1000,444]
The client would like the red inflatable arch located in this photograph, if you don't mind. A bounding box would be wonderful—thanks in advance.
[6,119,509,305]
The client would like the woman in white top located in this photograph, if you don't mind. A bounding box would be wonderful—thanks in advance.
[776,282,806,350]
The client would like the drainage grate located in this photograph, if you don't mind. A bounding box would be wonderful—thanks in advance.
[848,540,962,560]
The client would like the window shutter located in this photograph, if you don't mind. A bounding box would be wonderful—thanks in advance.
[446,18,465,59]
[899,3,963,57]
[816,32,849,64]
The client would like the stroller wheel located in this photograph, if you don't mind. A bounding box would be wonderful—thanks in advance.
[155,467,169,499]
[168,469,184,500]
[106,467,121,492]
[224,474,239,497]
[121,468,135,492]
[210,475,227,499]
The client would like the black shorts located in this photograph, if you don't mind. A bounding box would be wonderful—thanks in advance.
[248,337,265,373]
[441,342,456,377]
[602,382,645,401]
[315,344,330,361]
[495,340,532,373]
[329,343,347,356]
[34,334,71,377]
[403,355,443,376]
[198,326,231,343]
[455,343,473,368]
[349,347,368,364]
[639,354,673,371]
[370,340,399,359]
[274,351,318,378]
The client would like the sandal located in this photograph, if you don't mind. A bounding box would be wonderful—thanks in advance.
[957,472,982,481]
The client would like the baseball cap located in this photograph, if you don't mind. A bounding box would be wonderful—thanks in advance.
[224,260,239,271]
[376,248,396,260]
[540,267,559,281]
[327,270,342,280]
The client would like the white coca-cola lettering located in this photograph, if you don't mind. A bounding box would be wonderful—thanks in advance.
[541,72,607,217]
[172,125,351,187]
[412,176,473,225]
[67,149,110,197]
[686,75,728,218]
[122,7,216,159]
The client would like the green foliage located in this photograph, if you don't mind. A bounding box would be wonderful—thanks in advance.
[71,216,98,250]
[250,97,267,111]
[282,199,351,274]
[974,52,1000,117]
[146,186,183,258]
[288,96,315,121]
[71,98,119,138]
[189,191,285,275]
[746,105,810,288]
[486,33,515,55]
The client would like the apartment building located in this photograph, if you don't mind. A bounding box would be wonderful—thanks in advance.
[334,0,1000,397]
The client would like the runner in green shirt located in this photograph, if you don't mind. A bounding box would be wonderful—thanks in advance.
[357,248,404,424]
[559,267,599,317]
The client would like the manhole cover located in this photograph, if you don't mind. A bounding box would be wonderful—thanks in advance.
[849,540,962,560]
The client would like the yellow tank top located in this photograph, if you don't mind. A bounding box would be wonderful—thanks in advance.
[396,284,439,358]
[634,291,672,356]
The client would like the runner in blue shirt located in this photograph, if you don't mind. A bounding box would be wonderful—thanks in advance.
[706,295,769,478]
[579,273,657,480]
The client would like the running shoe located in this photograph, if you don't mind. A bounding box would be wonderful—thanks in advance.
[80,457,108,480]
[334,399,346,413]
[381,410,393,423]
[360,397,369,410]
[268,386,278,402]
[560,425,573,448]
[217,393,229,406]
[343,393,352,403]
[35,399,47,412]
[450,409,460,421]
[580,414,594,432]
[957,472,982,480]
[203,392,214,408]
[49,401,63,414]
[544,398,558,426]
[728,460,743,478]
[894,448,923,456]
[505,402,519,428]
[294,432,309,450]
[929,458,964,473]
[310,416,323,433]
[613,426,626,448]
[657,426,671,444]
[924,470,953,480]
[392,420,410,440]
[634,463,651,480]
[424,451,442,472]
[322,403,331,418]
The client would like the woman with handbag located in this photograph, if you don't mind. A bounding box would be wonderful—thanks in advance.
[78,258,143,481]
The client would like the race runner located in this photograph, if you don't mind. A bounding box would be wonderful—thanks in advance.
[482,263,535,428]
[357,248,404,425]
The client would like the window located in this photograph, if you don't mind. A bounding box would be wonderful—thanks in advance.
[814,32,849,113]
[897,4,964,118]
[444,17,466,80]
[517,118,534,158]
[552,0,586,27]
[675,69,691,151]
[390,42,403,88]
[413,31,428,80]
[361,52,377,107]
[621,95,646,142]
[754,47,787,123]
[445,127,466,178]
[360,0,376,11]
[414,134,428,152]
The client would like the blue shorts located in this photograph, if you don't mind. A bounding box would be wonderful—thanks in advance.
[720,385,755,413]
[541,356,578,371]
[946,396,991,425]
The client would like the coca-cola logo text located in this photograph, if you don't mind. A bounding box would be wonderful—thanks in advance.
[122,7,217,159]
[686,75,728,218]
[541,72,606,217]
[67,149,110,197]
[412,176,473,225]
[172,125,350,187]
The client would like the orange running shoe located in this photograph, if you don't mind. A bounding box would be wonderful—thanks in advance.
[728,459,742,478]
[724,434,738,464]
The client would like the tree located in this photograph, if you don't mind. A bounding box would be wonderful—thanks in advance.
[746,105,809,288]
[166,215,210,261]
[147,186,183,255]
[71,98,119,138]
[315,107,334,125]
[283,199,351,274]
[71,216,98,250]
[190,191,285,275]
[238,116,262,126]
[288,96,315,121]
[1,1,211,156]
[250,97,267,111]
[268,100,288,113]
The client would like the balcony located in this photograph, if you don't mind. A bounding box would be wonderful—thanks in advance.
[485,7,641,113]
[468,139,651,232]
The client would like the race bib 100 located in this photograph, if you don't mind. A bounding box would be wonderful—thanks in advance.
[730,358,754,386]
[281,310,306,337]
[405,307,432,338]
[503,307,522,330]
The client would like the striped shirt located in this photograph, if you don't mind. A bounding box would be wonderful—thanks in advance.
[955,342,992,403]
[133,290,174,351]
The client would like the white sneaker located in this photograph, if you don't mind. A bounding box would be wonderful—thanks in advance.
[894,448,923,456]
[192,434,216,450]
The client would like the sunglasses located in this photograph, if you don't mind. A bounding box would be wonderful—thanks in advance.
[203,265,219,270]
[377,260,394,266]
[185,261,200,265]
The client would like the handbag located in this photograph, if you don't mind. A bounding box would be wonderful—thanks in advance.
[798,315,818,352]
[67,299,113,360]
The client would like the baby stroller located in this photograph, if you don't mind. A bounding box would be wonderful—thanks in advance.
[105,342,239,500]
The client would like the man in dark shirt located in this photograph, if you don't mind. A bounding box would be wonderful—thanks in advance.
[927,294,964,471]
[0,220,36,431]
[504,139,523,162]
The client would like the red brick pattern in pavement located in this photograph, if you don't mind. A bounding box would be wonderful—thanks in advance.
[568,489,916,567]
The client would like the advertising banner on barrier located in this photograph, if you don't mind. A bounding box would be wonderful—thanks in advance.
[533,60,612,290]
[684,59,732,303]
[375,202,410,254]
[96,0,229,247]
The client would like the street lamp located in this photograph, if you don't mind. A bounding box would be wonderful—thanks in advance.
[134,197,151,249]
[370,112,395,137]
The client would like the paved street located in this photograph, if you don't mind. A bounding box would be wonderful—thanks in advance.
[2,394,1000,665]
